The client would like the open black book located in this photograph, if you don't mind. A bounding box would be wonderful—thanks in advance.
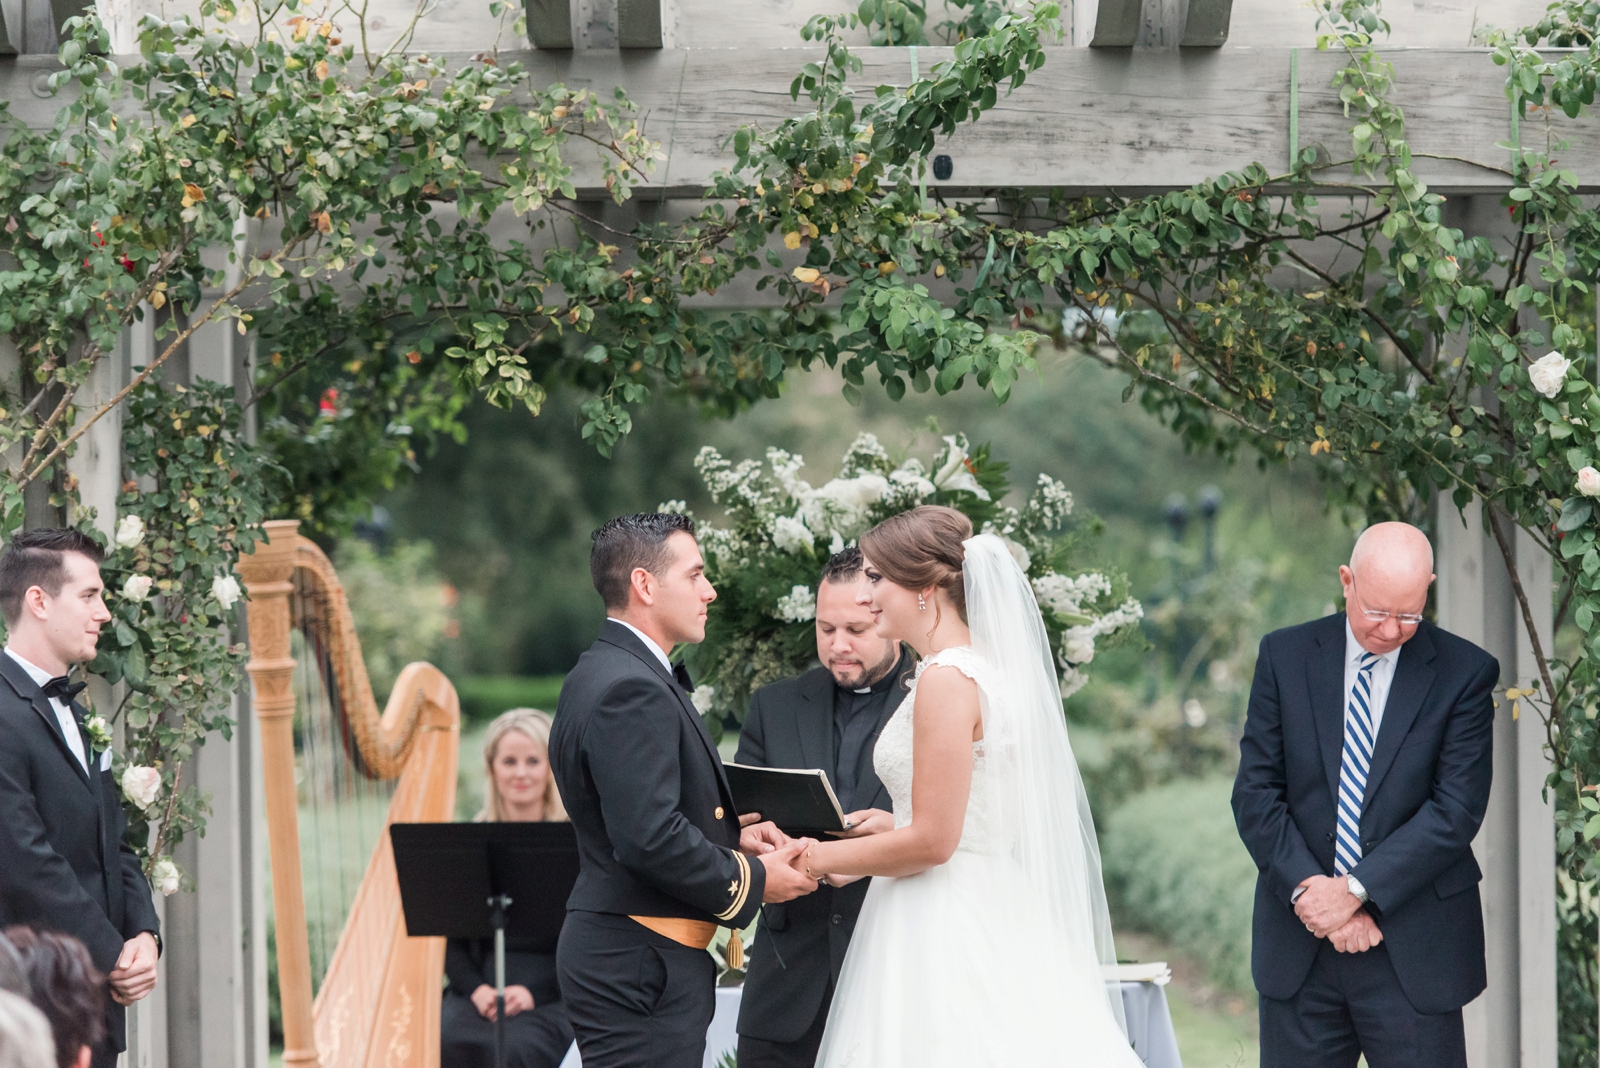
[723,763,851,836]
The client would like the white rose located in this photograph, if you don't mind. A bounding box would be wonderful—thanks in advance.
[1579,467,1600,498]
[121,765,163,810]
[122,574,153,602]
[1002,537,1032,575]
[151,857,182,896]
[690,685,716,716]
[1529,351,1572,398]
[774,584,818,623]
[771,515,813,555]
[828,531,846,555]
[1062,630,1096,664]
[114,514,145,549]
[212,573,242,610]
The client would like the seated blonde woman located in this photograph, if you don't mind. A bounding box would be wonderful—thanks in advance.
[441,709,575,1068]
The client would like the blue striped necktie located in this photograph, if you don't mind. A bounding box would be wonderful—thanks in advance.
[1336,651,1380,875]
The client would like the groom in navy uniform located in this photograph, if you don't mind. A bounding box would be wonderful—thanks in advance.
[1233,522,1498,1067]
[734,547,914,1068]
[551,513,818,1068]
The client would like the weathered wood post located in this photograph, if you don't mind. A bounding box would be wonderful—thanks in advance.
[1437,498,1557,1067]
[237,520,322,1068]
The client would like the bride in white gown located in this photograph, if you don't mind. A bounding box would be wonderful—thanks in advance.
[797,506,1145,1067]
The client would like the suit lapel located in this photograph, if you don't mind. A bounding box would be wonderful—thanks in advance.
[1361,627,1438,808]
[0,655,92,790]
[1307,618,1348,807]
[597,621,735,806]
[796,669,834,773]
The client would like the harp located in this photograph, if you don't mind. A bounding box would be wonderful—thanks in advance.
[238,519,461,1068]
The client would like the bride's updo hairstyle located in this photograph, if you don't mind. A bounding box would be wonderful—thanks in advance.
[860,506,974,623]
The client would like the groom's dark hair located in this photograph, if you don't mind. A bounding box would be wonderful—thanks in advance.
[0,528,104,627]
[591,513,697,610]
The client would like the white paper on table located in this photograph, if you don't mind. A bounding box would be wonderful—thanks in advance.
[1103,961,1172,986]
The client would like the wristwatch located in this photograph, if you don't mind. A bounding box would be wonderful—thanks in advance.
[1346,874,1369,904]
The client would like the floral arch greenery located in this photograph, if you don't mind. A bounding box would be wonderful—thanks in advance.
[5,0,1600,1050]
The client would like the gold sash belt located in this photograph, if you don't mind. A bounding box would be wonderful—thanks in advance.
[628,915,717,949]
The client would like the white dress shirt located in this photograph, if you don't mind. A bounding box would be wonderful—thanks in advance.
[608,617,673,673]
[1344,618,1401,738]
[4,647,97,772]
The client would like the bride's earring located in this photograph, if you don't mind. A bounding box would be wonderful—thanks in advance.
[918,594,927,611]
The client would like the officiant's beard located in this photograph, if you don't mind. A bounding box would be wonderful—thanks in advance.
[831,642,900,690]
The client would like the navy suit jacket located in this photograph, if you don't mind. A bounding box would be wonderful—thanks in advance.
[550,620,764,928]
[1231,614,1498,1013]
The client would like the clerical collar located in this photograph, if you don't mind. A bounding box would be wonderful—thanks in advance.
[843,652,904,696]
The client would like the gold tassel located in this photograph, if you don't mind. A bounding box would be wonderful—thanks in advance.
[726,930,745,971]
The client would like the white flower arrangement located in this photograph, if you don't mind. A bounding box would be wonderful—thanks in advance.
[774,585,817,623]
[679,431,1143,726]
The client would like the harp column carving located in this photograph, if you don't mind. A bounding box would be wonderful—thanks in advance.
[238,519,322,1068]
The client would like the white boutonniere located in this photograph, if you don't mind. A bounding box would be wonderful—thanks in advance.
[83,715,113,755]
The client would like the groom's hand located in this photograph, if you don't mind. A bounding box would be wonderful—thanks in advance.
[1327,911,1383,954]
[758,839,819,902]
[739,813,789,855]
[1294,874,1363,937]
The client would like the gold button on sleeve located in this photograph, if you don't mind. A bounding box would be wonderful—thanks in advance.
[714,806,725,820]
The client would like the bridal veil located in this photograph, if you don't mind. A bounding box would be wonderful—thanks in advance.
[961,533,1129,1036]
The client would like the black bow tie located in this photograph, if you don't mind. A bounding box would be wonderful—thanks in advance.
[673,661,695,694]
[41,676,87,703]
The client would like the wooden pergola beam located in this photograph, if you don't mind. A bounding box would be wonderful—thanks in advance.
[1,45,1583,195]
[617,0,663,48]
[1180,0,1234,47]
[1089,0,1142,47]
[523,0,573,49]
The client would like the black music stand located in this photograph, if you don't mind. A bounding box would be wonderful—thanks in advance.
[391,822,580,1068]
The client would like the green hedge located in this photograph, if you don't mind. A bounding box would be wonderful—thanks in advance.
[455,675,566,723]
[1101,776,1256,993]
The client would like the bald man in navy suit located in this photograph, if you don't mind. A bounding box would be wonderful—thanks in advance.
[1233,522,1497,1068]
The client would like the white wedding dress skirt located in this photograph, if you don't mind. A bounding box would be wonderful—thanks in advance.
[814,647,1143,1068]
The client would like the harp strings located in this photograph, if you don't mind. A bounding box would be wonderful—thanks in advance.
[290,567,398,995]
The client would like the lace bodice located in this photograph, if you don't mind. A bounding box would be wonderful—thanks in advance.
[872,646,992,854]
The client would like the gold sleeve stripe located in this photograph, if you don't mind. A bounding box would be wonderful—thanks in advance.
[714,851,751,922]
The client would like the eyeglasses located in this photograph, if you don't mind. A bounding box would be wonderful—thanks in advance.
[1348,576,1424,626]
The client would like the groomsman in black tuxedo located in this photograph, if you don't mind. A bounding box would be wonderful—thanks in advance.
[0,529,161,1068]
[734,547,914,1068]
[551,513,818,1068]
[1233,522,1498,1068]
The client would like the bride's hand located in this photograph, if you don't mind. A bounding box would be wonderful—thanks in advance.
[830,809,894,838]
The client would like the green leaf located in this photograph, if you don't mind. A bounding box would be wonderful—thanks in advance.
[1559,497,1592,532]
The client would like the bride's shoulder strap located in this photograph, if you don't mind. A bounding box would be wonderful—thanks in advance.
[919,646,988,686]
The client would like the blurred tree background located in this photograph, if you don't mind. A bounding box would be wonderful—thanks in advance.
[311,346,1356,1064]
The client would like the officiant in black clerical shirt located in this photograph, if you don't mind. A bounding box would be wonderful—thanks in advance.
[734,547,915,1068]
